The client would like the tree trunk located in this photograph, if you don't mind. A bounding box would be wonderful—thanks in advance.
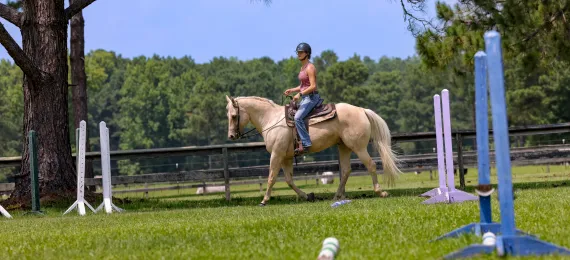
[7,0,77,207]
[70,0,94,190]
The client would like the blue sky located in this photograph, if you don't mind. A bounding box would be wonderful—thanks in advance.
[0,0,450,64]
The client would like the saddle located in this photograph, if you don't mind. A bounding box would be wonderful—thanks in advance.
[284,97,337,155]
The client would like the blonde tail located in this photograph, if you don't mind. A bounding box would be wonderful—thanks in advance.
[364,109,401,187]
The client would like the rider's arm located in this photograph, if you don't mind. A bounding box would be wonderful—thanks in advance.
[300,65,317,95]
[290,86,301,92]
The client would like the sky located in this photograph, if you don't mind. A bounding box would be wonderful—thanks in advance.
[0,0,450,64]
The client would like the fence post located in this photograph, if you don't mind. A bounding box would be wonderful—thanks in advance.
[144,182,148,198]
[223,147,230,201]
[456,133,466,190]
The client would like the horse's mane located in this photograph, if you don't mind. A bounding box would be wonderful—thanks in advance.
[234,96,278,107]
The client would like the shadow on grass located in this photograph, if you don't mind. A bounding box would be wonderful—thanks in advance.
[108,179,570,211]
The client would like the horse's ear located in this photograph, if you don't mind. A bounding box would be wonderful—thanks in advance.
[226,95,238,108]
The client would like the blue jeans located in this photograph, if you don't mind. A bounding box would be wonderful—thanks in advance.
[294,93,320,147]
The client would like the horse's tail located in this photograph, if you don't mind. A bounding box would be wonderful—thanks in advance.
[364,108,401,187]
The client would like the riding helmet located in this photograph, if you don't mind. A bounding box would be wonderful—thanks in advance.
[296,42,312,56]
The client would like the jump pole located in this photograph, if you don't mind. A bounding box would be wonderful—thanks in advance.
[421,89,478,204]
[435,30,570,259]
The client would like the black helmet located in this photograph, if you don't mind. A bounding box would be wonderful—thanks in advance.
[296,42,312,56]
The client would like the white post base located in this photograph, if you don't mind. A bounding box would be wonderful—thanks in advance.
[95,198,124,214]
[0,205,12,218]
[63,199,96,216]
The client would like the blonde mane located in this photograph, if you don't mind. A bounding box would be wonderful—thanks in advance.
[234,96,279,107]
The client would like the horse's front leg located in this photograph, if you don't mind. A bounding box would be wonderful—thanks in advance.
[260,152,283,206]
[282,158,314,202]
[334,143,353,200]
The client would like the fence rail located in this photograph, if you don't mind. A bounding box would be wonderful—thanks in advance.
[109,155,570,196]
[1,123,569,167]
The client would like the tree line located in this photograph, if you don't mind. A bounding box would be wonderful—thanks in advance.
[2,47,569,177]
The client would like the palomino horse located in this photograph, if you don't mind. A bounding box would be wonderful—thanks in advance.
[225,95,401,206]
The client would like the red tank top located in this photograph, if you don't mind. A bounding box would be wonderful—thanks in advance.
[298,63,313,92]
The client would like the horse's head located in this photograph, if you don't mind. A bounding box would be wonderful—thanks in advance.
[225,95,250,140]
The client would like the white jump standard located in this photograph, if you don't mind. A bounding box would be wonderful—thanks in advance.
[95,121,124,214]
[64,120,96,216]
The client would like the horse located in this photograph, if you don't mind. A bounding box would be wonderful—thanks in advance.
[225,95,401,206]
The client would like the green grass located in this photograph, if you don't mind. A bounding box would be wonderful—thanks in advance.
[0,165,569,259]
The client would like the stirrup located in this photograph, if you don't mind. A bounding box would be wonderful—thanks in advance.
[294,145,310,155]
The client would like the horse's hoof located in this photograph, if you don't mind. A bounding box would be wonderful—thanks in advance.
[307,192,315,202]
[259,202,266,207]
[380,191,389,198]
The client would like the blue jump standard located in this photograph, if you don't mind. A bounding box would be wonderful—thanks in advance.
[433,30,570,259]
[431,50,527,242]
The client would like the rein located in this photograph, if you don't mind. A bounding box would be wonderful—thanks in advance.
[234,95,293,139]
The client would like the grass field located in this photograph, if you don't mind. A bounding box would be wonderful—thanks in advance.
[0,165,569,259]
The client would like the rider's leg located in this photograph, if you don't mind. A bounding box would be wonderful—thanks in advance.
[294,94,320,149]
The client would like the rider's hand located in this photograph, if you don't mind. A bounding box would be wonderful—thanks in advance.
[293,93,301,101]
[283,88,293,96]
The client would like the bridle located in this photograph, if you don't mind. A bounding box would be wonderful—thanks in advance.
[231,100,253,139]
[230,97,289,140]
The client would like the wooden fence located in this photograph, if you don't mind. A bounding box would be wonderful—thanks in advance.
[100,147,570,198]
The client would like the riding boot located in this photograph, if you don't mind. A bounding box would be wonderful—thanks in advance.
[295,142,311,155]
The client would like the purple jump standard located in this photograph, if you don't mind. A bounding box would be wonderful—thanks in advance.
[421,89,478,204]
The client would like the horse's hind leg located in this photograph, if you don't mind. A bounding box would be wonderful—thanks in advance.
[333,143,353,200]
[354,148,389,198]
[282,158,312,201]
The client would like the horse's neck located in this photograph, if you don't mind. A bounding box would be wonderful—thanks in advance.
[239,98,282,131]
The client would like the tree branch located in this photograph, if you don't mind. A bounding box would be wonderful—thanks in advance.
[0,2,22,27]
[65,0,96,20]
[515,2,570,46]
[399,0,442,36]
[0,20,49,84]
[250,0,272,6]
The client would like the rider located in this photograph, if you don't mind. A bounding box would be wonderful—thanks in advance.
[283,42,320,155]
